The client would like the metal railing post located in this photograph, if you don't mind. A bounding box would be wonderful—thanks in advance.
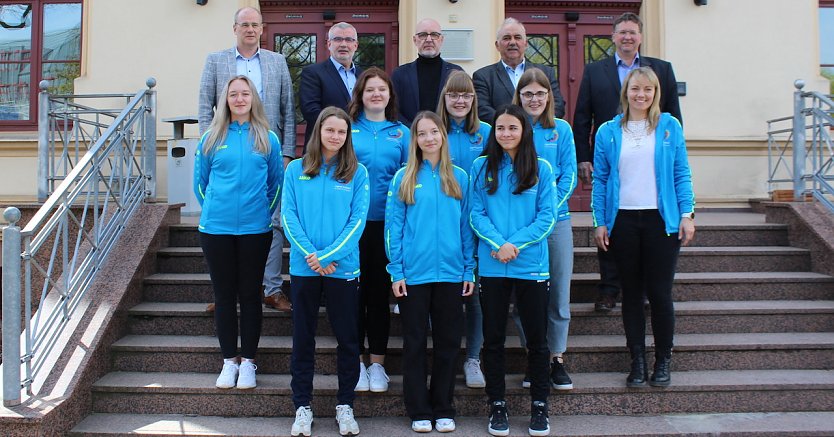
[792,80,807,201]
[144,78,157,202]
[2,207,23,406]
[37,81,50,202]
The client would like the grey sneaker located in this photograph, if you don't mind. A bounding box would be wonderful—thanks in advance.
[336,404,359,436]
[291,406,313,436]
[464,358,486,388]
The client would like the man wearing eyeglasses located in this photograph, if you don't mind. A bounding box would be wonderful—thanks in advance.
[391,18,464,126]
[198,6,296,313]
[473,17,565,124]
[299,22,362,146]
[572,12,682,313]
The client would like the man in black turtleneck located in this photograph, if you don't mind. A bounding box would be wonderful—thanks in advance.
[391,18,463,126]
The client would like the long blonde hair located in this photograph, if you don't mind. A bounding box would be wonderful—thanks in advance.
[203,75,271,155]
[398,111,462,205]
[620,67,662,132]
[436,70,481,135]
[302,107,359,182]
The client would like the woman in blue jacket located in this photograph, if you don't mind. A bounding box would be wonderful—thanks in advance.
[436,70,491,389]
[282,106,369,437]
[347,67,410,393]
[512,67,578,391]
[385,111,475,433]
[470,104,555,437]
[592,67,695,388]
[193,75,283,390]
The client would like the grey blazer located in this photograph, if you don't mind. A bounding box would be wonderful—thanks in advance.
[198,47,296,158]
[473,60,565,123]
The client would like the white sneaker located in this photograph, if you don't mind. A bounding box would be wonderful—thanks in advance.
[236,360,257,389]
[393,303,400,314]
[464,358,486,388]
[435,418,456,433]
[367,363,389,392]
[336,404,360,436]
[411,420,432,433]
[355,362,370,391]
[291,406,313,436]
[215,361,238,388]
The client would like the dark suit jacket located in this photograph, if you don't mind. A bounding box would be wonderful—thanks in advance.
[391,58,463,126]
[472,60,565,124]
[573,56,682,163]
[299,59,362,147]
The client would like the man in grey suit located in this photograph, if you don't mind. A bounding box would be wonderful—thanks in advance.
[473,17,565,123]
[198,6,295,312]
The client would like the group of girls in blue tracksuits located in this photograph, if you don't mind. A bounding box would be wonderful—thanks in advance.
[194,64,694,437]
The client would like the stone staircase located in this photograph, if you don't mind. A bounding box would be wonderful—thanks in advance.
[70,212,834,436]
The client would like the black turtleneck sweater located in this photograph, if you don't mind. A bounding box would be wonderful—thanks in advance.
[416,54,443,113]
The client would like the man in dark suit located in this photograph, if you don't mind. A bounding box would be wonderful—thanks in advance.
[299,22,362,146]
[573,12,683,312]
[473,17,565,123]
[391,18,463,126]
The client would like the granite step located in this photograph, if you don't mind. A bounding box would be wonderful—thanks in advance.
[142,271,834,303]
[167,220,791,249]
[88,369,834,417]
[126,300,834,337]
[109,332,834,374]
[155,245,811,274]
[69,411,834,436]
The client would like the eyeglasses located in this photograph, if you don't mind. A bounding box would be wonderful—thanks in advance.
[445,92,474,102]
[520,91,549,101]
[235,22,262,30]
[330,36,357,43]
[415,32,443,41]
[615,30,639,37]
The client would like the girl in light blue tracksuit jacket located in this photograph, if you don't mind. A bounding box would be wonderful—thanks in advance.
[511,67,578,391]
[193,76,283,391]
[385,111,475,432]
[436,70,491,387]
[281,107,368,435]
[469,104,555,436]
[347,67,410,392]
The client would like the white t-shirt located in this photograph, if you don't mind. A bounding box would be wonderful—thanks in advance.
[618,119,658,210]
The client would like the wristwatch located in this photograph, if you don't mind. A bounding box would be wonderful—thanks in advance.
[681,212,695,220]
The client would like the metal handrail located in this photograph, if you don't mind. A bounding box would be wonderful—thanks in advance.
[1,78,156,406]
[767,80,834,212]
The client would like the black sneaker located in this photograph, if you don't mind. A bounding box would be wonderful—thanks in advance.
[551,357,574,390]
[529,401,550,436]
[488,400,510,436]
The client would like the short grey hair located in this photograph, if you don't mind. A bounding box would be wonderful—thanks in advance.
[328,22,357,40]
[234,7,262,24]
[496,17,526,40]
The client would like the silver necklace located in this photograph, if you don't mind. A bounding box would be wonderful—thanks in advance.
[625,119,649,148]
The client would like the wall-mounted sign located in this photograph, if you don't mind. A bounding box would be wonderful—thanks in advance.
[442,29,474,61]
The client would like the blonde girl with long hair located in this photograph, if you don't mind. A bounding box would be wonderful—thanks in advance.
[193,75,283,391]
[384,111,475,433]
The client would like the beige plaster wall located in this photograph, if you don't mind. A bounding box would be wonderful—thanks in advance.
[74,0,250,140]
[659,0,828,140]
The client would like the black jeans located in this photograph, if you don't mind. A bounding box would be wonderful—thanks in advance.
[399,282,464,421]
[358,220,391,356]
[609,209,681,350]
[480,277,550,404]
[597,246,621,297]
[290,275,361,408]
[199,231,272,359]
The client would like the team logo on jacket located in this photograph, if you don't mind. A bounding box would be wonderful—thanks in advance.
[665,130,670,140]
[470,133,484,145]
[545,130,559,142]
[334,184,352,192]
[387,129,404,139]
